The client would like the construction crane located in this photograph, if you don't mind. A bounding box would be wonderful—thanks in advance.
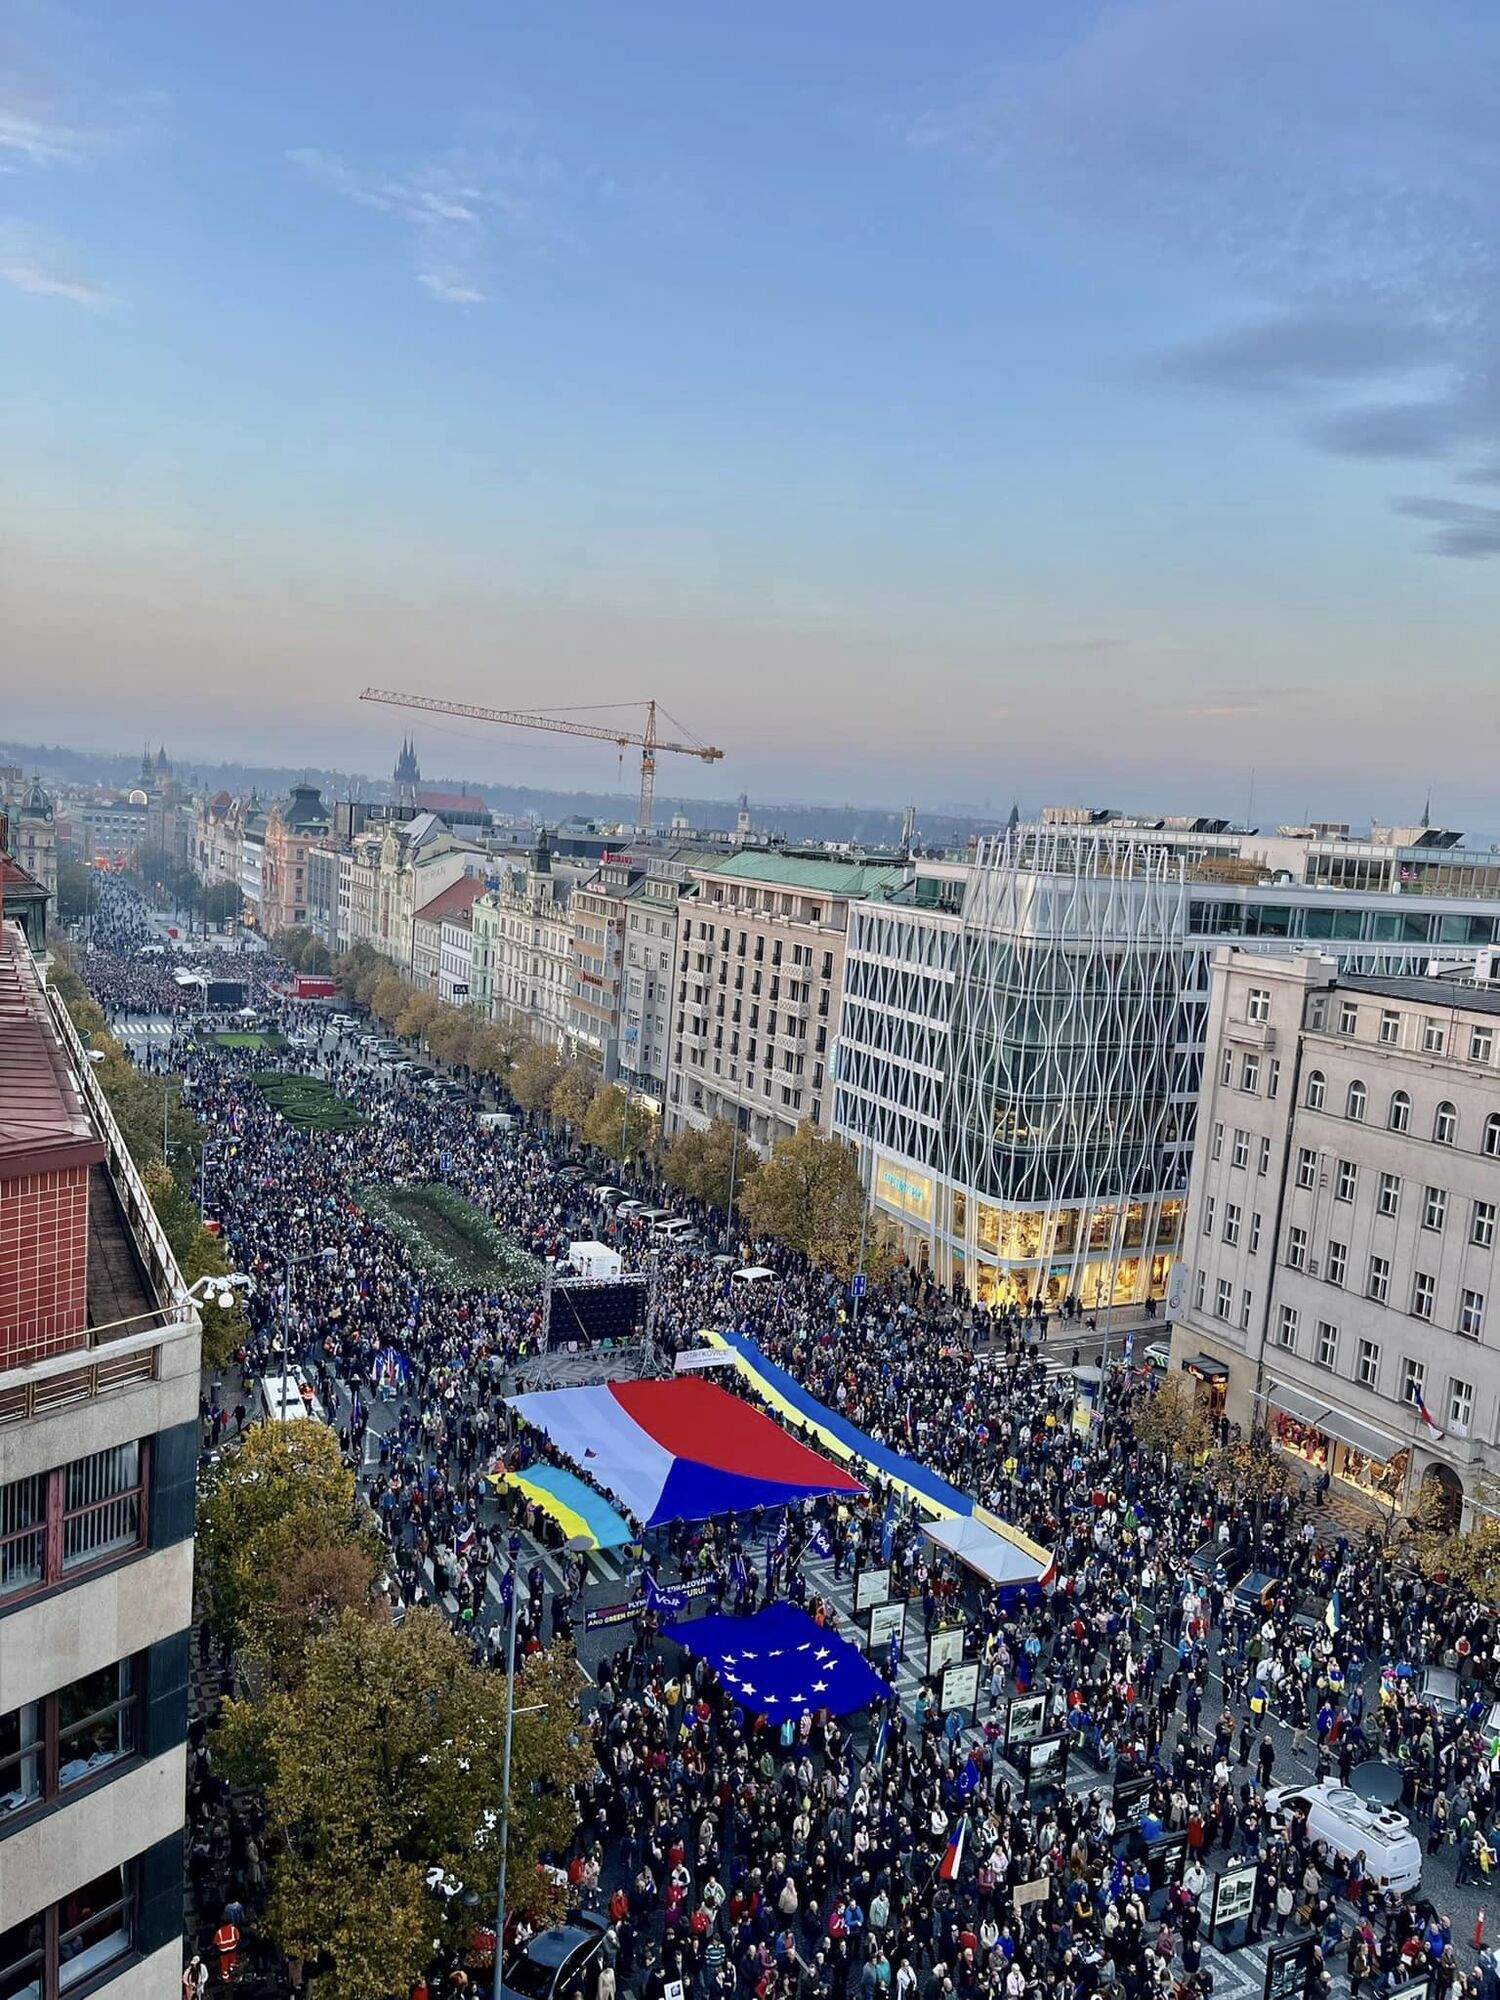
[360,687,725,837]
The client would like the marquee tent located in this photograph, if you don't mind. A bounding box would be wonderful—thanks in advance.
[506,1376,864,1529]
[664,1600,889,1717]
[923,1514,1056,1590]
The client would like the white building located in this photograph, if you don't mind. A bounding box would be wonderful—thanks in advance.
[1171,950,1500,1524]
[836,822,1500,1311]
[483,832,589,1049]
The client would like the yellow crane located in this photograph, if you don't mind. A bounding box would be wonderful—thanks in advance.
[360,687,725,837]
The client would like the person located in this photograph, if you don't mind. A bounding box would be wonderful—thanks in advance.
[182,1955,208,1999]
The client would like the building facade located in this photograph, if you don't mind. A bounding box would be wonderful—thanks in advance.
[667,852,904,1154]
[411,877,485,995]
[568,857,644,1076]
[1171,952,1500,1524]
[617,853,705,1111]
[258,785,330,937]
[836,825,1500,1310]
[482,833,588,1048]
[1,919,201,1998]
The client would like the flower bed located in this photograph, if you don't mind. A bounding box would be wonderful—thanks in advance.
[253,1072,366,1132]
[356,1181,545,1292]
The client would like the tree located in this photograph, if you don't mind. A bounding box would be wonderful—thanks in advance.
[1208,1428,1295,1525]
[275,926,317,966]
[662,1120,743,1213]
[1128,1373,1214,1467]
[216,1610,595,2000]
[737,1122,870,1267]
[54,853,92,925]
[395,990,442,1042]
[371,973,409,1027]
[471,1020,526,1089]
[550,1059,599,1135]
[179,1224,252,1371]
[1410,1477,1500,1597]
[425,1005,476,1069]
[510,1039,567,1116]
[582,1083,657,1164]
[198,1422,376,1653]
[247,1540,390,1692]
[202,880,243,926]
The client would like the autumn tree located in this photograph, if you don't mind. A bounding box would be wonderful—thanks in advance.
[737,1122,871,1268]
[216,1609,595,2000]
[662,1120,743,1213]
[582,1083,657,1164]
[396,990,443,1042]
[1410,1476,1500,1597]
[509,1038,567,1116]
[371,973,410,1027]
[1128,1372,1214,1467]
[425,1005,477,1069]
[1209,1428,1294,1527]
[246,1540,390,1692]
[198,1422,380,1653]
[551,1058,600,1135]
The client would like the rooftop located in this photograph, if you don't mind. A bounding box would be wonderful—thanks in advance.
[416,788,490,816]
[701,850,908,897]
[0,921,105,1180]
[414,875,487,927]
[1338,971,1500,1021]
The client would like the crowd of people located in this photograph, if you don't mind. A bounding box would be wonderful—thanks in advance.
[70,888,1500,2000]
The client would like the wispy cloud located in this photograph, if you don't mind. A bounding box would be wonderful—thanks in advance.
[910,0,1500,556]
[289,141,558,305]
[1395,497,1500,559]
[0,255,109,306]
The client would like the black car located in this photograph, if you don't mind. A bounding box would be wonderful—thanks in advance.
[503,1912,609,2000]
[1189,1541,1250,1589]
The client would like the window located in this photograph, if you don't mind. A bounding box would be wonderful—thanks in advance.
[1215,1278,1233,1321]
[0,1863,135,1999]
[1379,1009,1400,1046]
[1434,1101,1458,1147]
[1401,1356,1426,1406]
[1306,1070,1325,1111]
[1486,1113,1500,1159]
[1268,1058,1281,1100]
[1412,1271,1437,1321]
[1232,1128,1249,1169]
[1202,1195,1216,1237]
[1460,1288,1486,1340]
[1258,1135,1271,1176]
[1356,1339,1380,1388]
[1423,1186,1448,1232]
[1473,1199,1496,1249]
[1220,1048,1233,1086]
[1296,1147,1317,1190]
[1247,986,1270,1025]
[1339,1000,1358,1035]
[1316,1321,1339,1369]
[1194,1269,1206,1311]
[1325,1240,1347,1287]
[1345,1080,1367,1122]
[1286,1225,1308,1270]
[1423,1016,1447,1055]
[1336,1159,1358,1202]
[1450,1379,1475,1433]
[1388,1091,1411,1133]
[0,1445,146,1604]
[1241,1052,1261,1094]
[0,1660,139,1826]
[1249,1211,1263,1254]
[1378,1172,1401,1218]
[1277,1304,1298,1350]
[1368,1255,1390,1303]
[1223,1202,1241,1247]
[1471,1026,1494,1065]
[1211,1121,1224,1162]
[1240,1288,1253,1330]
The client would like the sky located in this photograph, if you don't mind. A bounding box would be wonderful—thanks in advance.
[3,0,1499,830]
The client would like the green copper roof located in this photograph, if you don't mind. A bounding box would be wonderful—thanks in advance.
[701,851,906,897]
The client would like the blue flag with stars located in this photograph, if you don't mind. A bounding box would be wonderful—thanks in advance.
[663,1601,889,1718]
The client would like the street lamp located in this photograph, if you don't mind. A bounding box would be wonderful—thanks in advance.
[185,1271,253,1314]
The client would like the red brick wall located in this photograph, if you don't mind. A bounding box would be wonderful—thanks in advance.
[0,1164,91,1368]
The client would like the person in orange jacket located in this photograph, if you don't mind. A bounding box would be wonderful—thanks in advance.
[213,1918,241,1984]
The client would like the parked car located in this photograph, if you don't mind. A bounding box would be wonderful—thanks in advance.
[1265,1783,1421,1894]
[1188,1541,1250,1589]
[501,1913,610,2000]
[1417,1665,1466,1722]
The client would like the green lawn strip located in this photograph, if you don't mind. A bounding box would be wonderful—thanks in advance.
[214,1030,286,1051]
[252,1071,366,1132]
[355,1180,544,1291]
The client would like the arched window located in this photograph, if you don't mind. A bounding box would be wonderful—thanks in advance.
[1306,1071,1326,1112]
[1346,1080,1367,1122]
[1388,1090,1411,1134]
[1487,1114,1500,1160]
[1434,1101,1458,1147]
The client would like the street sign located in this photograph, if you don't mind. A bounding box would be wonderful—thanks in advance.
[852,1272,867,1300]
[1212,1862,1258,1936]
[854,1565,891,1611]
[927,1626,966,1674]
[1005,1694,1048,1747]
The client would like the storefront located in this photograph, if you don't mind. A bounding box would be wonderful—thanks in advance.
[1267,1382,1410,1507]
[1182,1354,1227,1422]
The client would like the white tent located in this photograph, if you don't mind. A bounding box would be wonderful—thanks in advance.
[924,1516,1055,1590]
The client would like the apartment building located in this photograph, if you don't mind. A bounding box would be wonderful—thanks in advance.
[1171,950,1500,1523]
[479,833,591,1048]
[1,919,200,1997]
[617,851,708,1112]
[667,852,904,1154]
[410,876,485,996]
[836,822,1500,1310]
[258,785,330,937]
[568,856,644,1077]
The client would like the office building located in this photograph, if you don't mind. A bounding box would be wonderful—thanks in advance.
[1,918,200,1997]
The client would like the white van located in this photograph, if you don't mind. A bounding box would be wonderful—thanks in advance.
[654,1216,699,1242]
[257,1367,326,1427]
[477,1109,517,1132]
[1264,1784,1421,1895]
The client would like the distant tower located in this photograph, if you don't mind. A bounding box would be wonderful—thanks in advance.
[1007,801,1021,831]
[899,804,916,853]
[532,825,552,875]
[393,736,421,806]
[155,744,171,779]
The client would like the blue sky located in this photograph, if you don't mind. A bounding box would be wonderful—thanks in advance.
[4,0,1498,828]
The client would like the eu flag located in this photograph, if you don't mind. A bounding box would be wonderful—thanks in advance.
[664,1601,889,1718]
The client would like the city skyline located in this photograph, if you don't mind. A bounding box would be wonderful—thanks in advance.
[5,0,1499,823]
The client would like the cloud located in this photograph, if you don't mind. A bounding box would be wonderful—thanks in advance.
[1395,497,1500,559]
[910,0,1500,553]
[0,223,111,307]
[289,141,557,305]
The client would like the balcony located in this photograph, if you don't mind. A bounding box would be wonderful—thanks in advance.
[1224,1017,1277,1051]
